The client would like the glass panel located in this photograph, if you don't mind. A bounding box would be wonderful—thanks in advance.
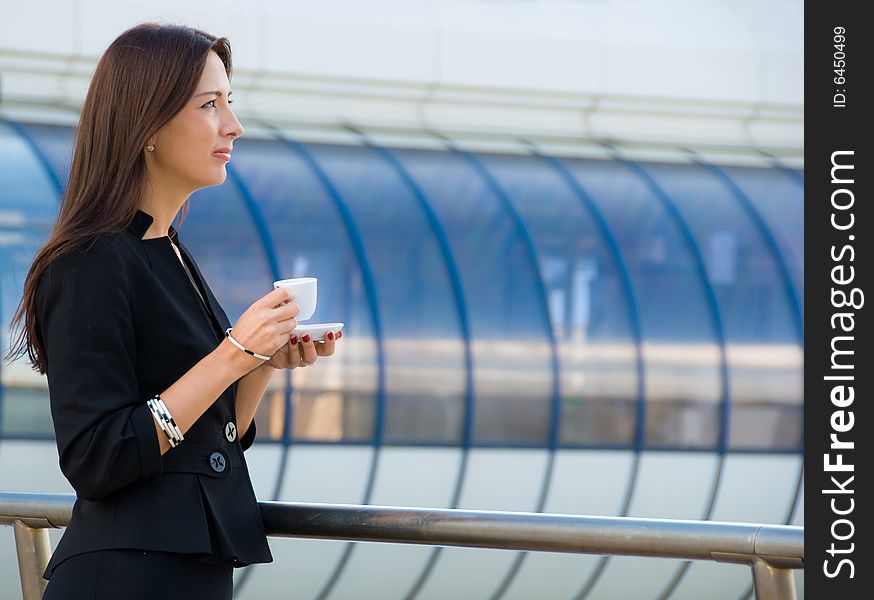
[473,152,638,446]
[232,138,377,442]
[0,121,59,436]
[14,122,76,189]
[1,387,52,436]
[0,122,59,228]
[645,162,802,451]
[303,142,465,444]
[564,158,722,449]
[720,166,804,311]
[396,148,551,445]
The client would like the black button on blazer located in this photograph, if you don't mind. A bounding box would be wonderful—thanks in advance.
[35,209,273,579]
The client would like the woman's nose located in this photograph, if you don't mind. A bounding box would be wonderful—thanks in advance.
[225,112,243,139]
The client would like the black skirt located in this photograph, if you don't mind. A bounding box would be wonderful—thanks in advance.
[42,548,234,600]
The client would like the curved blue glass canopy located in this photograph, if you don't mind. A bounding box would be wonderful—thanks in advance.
[0,120,803,453]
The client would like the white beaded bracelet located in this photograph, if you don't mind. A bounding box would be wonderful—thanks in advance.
[148,403,181,447]
[224,327,271,361]
[147,395,184,447]
[153,396,184,441]
[147,399,180,447]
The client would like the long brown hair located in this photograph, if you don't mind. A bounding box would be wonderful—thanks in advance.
[4,22,233,374]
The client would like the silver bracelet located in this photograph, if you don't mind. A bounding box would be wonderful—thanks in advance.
[224,327,271,361]
[147,395,184,447]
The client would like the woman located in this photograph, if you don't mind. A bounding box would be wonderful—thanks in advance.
[4,22,339,599]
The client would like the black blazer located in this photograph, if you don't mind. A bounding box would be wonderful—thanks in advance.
[36,208,273,579]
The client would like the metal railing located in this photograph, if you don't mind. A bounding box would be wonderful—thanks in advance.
[1,491,803,600]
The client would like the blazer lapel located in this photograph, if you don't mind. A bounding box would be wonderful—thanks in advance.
[129,210,232,336]
[176,243,232,333]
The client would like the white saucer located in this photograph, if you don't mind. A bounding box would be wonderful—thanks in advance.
[293,322,344,342]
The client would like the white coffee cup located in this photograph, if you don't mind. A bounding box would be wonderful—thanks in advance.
[273,277,317,321]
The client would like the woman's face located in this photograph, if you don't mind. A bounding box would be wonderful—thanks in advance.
[147,50,243,191]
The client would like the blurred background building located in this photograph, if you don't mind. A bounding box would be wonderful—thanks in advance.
[0,1,802,598]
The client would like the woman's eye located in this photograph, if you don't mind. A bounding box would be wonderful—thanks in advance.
[203,99,234,108]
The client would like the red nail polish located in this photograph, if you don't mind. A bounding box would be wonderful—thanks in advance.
[336,331,343,339]
[302,334,311,343]
[290,335,298,345]
[326,331,334,341]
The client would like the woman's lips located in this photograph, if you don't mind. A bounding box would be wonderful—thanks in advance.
[213,152,231,161]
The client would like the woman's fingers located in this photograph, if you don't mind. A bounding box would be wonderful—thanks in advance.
[288,330,341,368]
[264,286,293,307]
[317,331,337,356]
[295,333,318,365]
[274,301,301,321]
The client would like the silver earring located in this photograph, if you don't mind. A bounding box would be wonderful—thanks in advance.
[146,144,155,152]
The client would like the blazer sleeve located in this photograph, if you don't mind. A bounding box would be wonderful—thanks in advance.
[37,241,163,501]
[239,415,256,452]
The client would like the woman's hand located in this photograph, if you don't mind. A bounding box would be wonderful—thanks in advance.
[264,329,340,370]
[225,287,299,374]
